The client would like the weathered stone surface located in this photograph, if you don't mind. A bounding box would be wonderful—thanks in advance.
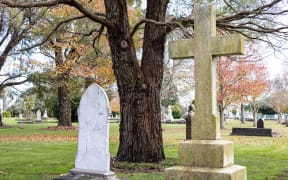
[165,165,247,180]
[169,39,196,59]
[169,5,244,140]
[166,5,247,180]
[168,34,244,59]
[211,35,245,56]
[179,140,234,168]
[53,83,119,180]
[75,83,110,172]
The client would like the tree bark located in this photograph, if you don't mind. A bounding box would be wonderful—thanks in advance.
[54,42,72,127]
[219,103,225,129]
[252,107,257,127]
[278,112,282,124]
[57,85,72,126]
[104,0,167,162]
[0,114,3,127]
[240,103,245,124]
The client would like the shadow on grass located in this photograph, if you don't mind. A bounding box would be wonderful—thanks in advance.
[112,157,178,180]
[111,157,178,174]
[272,170,288,180]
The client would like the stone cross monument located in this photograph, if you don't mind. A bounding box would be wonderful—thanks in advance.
[165,5,247,180]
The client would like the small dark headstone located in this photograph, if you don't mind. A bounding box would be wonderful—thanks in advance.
[257,119,264,128]
[231,128,272,137]
[184,104,195,140]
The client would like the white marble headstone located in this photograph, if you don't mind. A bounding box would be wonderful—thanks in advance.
[19,113,23,119]
[167,106,174,121]
[75,83,110,172]
[36,109,41,122]
[43,109,48,119]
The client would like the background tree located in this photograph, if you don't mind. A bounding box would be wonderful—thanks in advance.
[2,0,288,162]
[32,2,114,126]
[0,7,47,89]
[245,63,269,126]
[266,73,288,123]
[217,45,269,128]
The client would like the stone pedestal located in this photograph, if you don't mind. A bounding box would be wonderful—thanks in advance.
[165,140,246,180]
[166,165,246,180]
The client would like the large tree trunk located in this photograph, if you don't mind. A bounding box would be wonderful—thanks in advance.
[54,43,72,127]
[57,85,72,126]
[218,103,225,129]
[0,114,3,127]
[105,0,167,162]
[252,99,258,127]
[240,103,245,124]
[253,109,257,127]
[277,112,283,124]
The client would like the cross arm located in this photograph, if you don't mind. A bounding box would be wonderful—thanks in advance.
[211,34,245,56]
[168,39,195,59]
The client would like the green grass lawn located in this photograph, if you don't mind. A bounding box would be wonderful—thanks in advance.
[0,118,288,180]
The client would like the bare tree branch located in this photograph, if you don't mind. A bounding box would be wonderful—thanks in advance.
[1,0,115,30]
[218,0,283,23]
[131,17,193,38]
[0,74,29,90]
[20,15,86,51]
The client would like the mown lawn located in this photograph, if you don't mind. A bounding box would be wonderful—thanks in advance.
[0,118,287,180]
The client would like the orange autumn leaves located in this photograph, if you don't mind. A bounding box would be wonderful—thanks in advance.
[45,1,115,87]
[44,1,142,87]
[217,55,270,107]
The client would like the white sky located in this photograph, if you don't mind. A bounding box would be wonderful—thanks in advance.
[264,57,285,79]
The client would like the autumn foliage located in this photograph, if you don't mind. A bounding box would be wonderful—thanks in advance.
[217,47,270,128]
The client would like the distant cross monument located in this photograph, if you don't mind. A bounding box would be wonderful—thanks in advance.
[165,5,247,180]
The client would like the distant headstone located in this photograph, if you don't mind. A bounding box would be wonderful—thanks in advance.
[166,106,174,122]
[43,109,48,120]
[19,113,23,119]
[257,119,264,128]
[231,128,272,137]
[36,109,41,122]
[185,104,195,140]
[25,110,32,121]
[53,83,118,180]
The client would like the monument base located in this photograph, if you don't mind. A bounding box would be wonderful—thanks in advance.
[53,168,120,180]
[178,140,234,168]
[165,165,246,180]
[165,140,247,180]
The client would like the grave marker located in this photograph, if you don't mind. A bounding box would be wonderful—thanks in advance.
[257,119,264,128]
[43,109,48,120]
[165,5,247,180]
[36,109,41,122]
[54,83,118,180]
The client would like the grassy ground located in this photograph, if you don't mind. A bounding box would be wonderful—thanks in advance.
[0,118,287,179]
